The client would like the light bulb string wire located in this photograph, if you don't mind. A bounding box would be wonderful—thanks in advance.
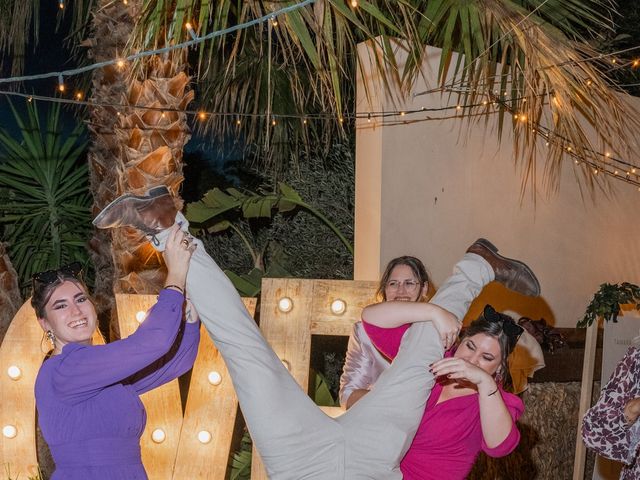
[1,85,636,173]
[0,0,316,85]
[1,88,638,187]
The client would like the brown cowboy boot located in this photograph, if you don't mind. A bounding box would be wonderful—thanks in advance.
[92,186,178,234]
[466,238,541,296]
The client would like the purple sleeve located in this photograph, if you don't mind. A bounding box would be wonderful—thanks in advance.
[127,320,200,394]
[362,321,410,360]
[582,347,640,464]
[481,391,524,457]
[52,289,185,403]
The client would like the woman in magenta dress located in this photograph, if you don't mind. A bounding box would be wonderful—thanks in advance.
[33,226,199,479]
[362,303,524,479]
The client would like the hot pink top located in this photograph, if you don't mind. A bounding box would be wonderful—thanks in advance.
[363,322,524,480]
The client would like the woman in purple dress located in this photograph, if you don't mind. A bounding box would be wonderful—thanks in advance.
[33,225,199,479]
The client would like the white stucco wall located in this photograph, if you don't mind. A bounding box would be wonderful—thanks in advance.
[354,42,640,327]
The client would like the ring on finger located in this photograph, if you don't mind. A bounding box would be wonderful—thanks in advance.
[181,238,190,247]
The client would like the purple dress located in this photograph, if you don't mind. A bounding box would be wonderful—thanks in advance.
[35,289,200,479]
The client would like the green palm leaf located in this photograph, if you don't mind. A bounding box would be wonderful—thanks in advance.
[0,100,92,293]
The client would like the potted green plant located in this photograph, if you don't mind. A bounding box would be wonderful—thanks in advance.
[578,282,640,327]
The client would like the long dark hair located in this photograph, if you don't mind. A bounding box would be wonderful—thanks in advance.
[377,256,431,301]
[31,273,91,319]
[460,306,522,391]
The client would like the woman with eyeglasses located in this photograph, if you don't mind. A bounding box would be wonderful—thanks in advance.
[33,225,199,480]
[90,186,538,479]
[340,255,432,408]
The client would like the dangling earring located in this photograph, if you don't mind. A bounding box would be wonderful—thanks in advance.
[494,368,503,386]
[45,330,56,348]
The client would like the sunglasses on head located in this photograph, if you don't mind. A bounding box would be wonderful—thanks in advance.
[32,262,84,286]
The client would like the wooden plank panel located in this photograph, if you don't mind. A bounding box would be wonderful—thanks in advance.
[0,300,46,478]
[116,293,183,480]
[573,319,600,480]
[309,280,378,336]
[173,298,256,479]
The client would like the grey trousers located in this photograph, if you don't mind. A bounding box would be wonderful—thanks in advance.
[155,216,494,479]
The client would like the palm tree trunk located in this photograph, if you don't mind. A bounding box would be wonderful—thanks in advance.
[87,0,193,339]
[0,242,21,343]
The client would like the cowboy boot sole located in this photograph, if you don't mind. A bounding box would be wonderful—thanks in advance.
[476,238,541,296]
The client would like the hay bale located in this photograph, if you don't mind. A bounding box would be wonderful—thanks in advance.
[468,382,597,479]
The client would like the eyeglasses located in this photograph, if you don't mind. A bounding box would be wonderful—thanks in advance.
[385,280,421,292]
[32,262,83,286]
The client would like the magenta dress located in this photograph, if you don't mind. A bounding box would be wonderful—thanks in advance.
[363,321,524,480]
[35,289,199,479]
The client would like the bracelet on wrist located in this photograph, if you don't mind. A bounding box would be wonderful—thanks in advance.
[164,284,184,294]
[487,387,499,397]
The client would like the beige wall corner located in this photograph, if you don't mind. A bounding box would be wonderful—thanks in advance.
[354,41,384,281]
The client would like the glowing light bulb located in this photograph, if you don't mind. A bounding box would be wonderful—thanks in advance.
[278,297,293,313]
[208,371,222,386]
[116,59,125,69]
[351,0,358,6]
[75,92,83,100]
[330,299,346,315]
[2,425,17,439]
[456,105,462,111]
[136,311,146,323]
[58,0,64,9]
[399,111,405,116]
[198,111,206,120]
[198,430,212,444]
[151,428,166,443]
[185,22,198,40]
[271,17,278,27]
[272,119,276,126]
[7,365,21,380]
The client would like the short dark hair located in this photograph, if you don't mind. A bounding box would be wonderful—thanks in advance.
[31,274,91,319]
[377,256,431,301]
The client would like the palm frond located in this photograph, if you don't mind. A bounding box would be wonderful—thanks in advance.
[0,99,91,292]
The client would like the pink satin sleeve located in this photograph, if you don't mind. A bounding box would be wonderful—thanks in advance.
[339,322,390,407]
